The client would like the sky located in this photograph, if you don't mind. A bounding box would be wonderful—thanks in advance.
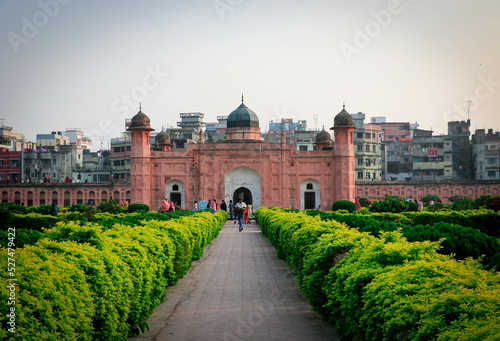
[1,0,499,150]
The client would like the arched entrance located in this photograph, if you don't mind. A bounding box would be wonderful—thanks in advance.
[165,180,185,208]
[233,187,252,205]
[300,178,320,210]
[225,166,261,209]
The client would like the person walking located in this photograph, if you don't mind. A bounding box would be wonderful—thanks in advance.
[51,202,58,217]
[229,200,234,220]
[243,203,249,224]
[159,199,170,212]
[248,202,254,221]
[234,198,246,232]
[220,200,227,213]
[193,201,199,211]
[211,199,217,211]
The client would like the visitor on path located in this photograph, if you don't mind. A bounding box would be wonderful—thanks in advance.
[169,201,176,212]
[355,198,361,211]
[418,200,423,210]
[235,198,246,231]
[220,200,227,212]
[243,203,249,224]
[159,199,170,212]
[51,203,58,217]
[248,202,254,221]
[229,200,234,220]
[211,199,217,211]
[193,201,199,211]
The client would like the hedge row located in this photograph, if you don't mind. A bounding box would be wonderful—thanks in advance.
[0,210,227,340]
[256,208,500,341]
[307,210,500,270]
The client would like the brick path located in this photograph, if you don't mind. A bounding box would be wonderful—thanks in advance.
[129,220,339,341]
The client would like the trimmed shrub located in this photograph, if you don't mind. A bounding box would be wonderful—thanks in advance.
[128,203,150,213]
[10,213,59,231]
[0,228,42,248]
[452,199,479,211]
[332,200,356,213]
[421,194,442,206]
[0,204,12,230]
[0,245,95,340]
[2,202,28,214]
[0,210,226,340]
[356,196,371,208]
[97,200,124,214]
[369,196,414,213]
[475,194,494,207]
[403,222,500,270]
[25,204,52,215]
[485,195,500,211]
[448,194,474,203]
[257,207,500,340]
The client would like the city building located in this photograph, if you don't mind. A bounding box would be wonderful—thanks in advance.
[0,121,24,151]
[448,120,472,180]
[110,132,131,182]
[472,129,500,180]
[412,130,453,181]
[265,118,307,143]
[294,130,320,151]
[352,113,383,181]
[0,148,21,183]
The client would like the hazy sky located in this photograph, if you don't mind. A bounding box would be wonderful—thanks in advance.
[1,0,499,149]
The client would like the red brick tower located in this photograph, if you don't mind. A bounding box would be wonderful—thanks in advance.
[128,107,154,205]
[331,105,355,202]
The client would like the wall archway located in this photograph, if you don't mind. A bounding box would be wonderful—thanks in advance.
[300,178,320,210]
[165,179,185,208]
[225,166,261,209]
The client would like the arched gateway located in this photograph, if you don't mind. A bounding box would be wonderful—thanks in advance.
[225,167,261,209]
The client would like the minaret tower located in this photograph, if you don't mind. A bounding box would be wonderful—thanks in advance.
[330,104,355,202]
[127,105,154,205]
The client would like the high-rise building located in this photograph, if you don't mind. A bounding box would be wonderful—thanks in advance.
[352,113,383,181]
[472,129,500,180]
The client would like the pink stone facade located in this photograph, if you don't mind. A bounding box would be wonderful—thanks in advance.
[0,183,131,206]
[130,131,355,211]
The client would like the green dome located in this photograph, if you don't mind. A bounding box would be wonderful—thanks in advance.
[227,96,260,129]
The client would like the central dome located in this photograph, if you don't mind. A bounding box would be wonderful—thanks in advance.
[227,95,260,129]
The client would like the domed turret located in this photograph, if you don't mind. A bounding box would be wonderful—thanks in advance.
[316,127,331,144]
[225,95,261,142]
[332,104,353,128]
[227,95,260,129]
[129,105,153,131]
[155,129,171,145]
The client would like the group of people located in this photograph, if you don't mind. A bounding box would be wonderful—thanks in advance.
[159,198,176,212]
[191,197,254,232]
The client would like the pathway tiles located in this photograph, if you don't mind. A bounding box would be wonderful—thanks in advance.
[129,220,339,341]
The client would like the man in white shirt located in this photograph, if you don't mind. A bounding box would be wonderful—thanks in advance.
[234,198,247,232]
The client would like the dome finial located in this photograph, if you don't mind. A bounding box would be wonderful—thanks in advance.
[241,93,244,104]
[343,101,345,109]
[140,102,142,111]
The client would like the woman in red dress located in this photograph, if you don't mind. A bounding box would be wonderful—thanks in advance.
[243,203,249,224]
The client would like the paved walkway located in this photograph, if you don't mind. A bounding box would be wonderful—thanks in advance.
[129,220,339,341]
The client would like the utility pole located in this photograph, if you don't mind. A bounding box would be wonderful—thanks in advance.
[466,98,472,122]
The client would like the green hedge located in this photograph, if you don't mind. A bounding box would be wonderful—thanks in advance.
[0,210,227,340]
[8,213,59,231]
[256,207,500,341]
